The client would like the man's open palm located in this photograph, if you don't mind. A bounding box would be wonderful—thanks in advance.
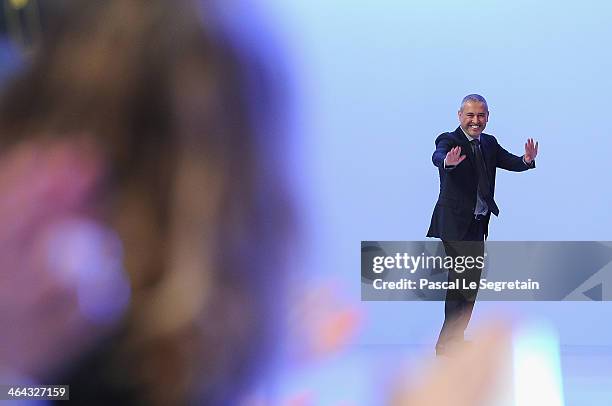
[445,146,466,166]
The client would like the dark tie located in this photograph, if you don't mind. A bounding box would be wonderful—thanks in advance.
[471,139,499,216]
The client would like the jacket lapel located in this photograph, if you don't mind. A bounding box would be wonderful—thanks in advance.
[478,133,493,176]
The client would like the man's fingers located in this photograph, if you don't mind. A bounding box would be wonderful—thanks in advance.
[525,139,539,158]
[445,146,466,165]
[448,147,466,164]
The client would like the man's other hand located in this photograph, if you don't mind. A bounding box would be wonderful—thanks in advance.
[524,138,538,164]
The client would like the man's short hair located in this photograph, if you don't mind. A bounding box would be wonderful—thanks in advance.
[460,94,488,112]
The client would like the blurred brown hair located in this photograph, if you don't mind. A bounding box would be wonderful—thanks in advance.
[0,0,288,404]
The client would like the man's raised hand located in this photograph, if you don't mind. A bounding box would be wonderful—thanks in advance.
[445,146,466,166]
[524,138,538,164]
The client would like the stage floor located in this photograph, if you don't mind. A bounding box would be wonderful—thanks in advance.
[256,344,612,405]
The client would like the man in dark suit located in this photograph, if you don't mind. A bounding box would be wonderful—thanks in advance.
[427,94,538,356]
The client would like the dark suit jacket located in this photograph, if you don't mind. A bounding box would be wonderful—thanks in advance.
[427,127,535,240]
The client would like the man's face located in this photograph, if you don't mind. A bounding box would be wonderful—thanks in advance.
[458,101,488,138]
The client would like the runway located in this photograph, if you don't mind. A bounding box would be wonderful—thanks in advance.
[262,344,612,405]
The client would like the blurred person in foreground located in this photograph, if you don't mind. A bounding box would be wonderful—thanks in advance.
[0,0,289,404]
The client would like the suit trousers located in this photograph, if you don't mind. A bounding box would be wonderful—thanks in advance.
[436,216,485,349]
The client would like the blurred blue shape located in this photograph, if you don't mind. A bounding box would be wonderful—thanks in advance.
[46,219,131,325]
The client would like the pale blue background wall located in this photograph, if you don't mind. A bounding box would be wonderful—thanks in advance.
[227,0,612,346]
